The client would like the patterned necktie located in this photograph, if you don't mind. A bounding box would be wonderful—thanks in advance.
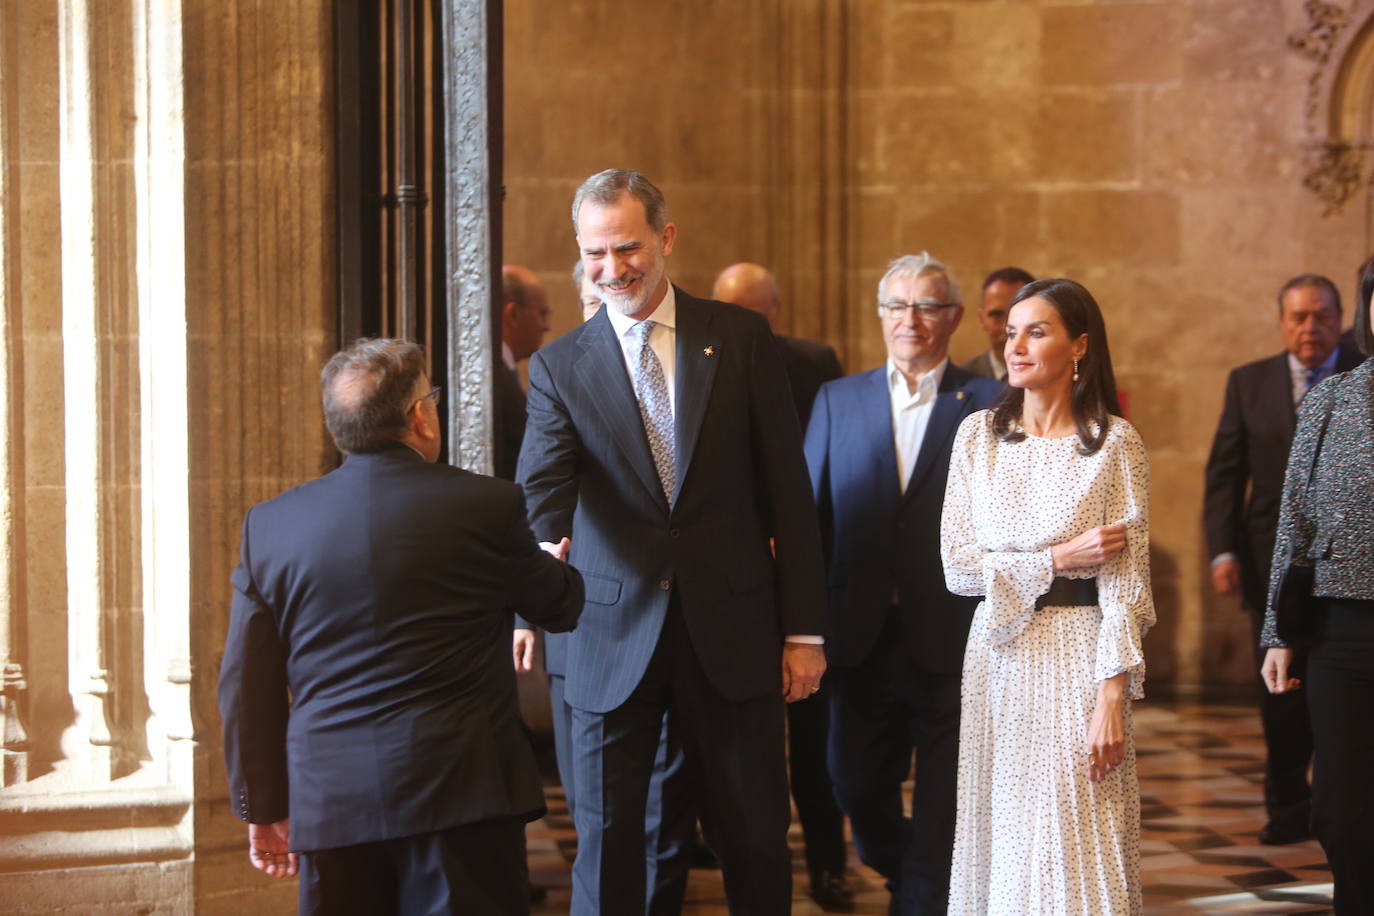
[1301,367,1322,403]
[630,320,676,501]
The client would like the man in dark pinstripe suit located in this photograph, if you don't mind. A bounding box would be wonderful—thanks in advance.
[517,169,828,916]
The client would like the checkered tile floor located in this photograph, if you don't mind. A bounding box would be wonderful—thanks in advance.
[526,701,1333,914]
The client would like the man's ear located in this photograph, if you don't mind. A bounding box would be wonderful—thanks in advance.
[660,222,677,258]
[501,300,519,331]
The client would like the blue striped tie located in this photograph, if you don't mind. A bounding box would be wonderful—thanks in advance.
[630,320,675,501]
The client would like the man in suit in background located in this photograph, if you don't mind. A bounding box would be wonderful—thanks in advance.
[218,338,584,914]
[713,262,844,428]
[518,169,828,916]
[712,261,852,910]
[806,253,1001,915]
[495,265,552,480]
[1204,273,1363,845]
[959,266,1033,382]
[574,259,603,323]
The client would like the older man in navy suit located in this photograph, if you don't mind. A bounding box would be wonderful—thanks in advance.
[805,254,1001,915]
[517,169,828,916]
[218,338,584,915]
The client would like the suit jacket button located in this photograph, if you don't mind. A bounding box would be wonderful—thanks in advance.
[669,528,680,538]
[660,578,672,591]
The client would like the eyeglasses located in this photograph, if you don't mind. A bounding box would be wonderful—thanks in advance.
[411,386,441,411]
[878,300,958,320]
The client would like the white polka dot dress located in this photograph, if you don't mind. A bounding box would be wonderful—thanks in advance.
[940,411,1155,916]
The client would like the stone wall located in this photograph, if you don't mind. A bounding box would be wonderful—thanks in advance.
[504,0,1374,694]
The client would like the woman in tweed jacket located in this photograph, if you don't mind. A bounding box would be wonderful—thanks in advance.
[1260,259,1374,916]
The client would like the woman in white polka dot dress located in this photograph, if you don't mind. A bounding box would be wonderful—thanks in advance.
[940,278,1155,915]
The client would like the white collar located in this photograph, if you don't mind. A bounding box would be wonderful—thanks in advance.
[501,341,517,371]
[887,356,948,398]
[1287,347,1338,377]
[606,281,677,340]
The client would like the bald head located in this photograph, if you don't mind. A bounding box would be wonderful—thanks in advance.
[501,264,551,362]
[712,262,781,328]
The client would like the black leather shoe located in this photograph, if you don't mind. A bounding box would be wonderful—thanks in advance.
[1258,817,1312,845]
[809,871,854,912]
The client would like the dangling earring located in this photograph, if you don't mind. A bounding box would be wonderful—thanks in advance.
[1072,359,1079,383]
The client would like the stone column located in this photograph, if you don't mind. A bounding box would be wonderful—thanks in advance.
[57,0,116,784]
[0,0,30,790]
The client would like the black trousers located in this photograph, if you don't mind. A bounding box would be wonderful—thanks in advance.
[298,817,528,916]
[787,683,848,880]
[1248,607,1313,825]
[828,615,959,916]
[569,595,792,916]
[1307,598,1374,916]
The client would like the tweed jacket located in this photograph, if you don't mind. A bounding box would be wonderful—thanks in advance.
[1262,356,1374,647]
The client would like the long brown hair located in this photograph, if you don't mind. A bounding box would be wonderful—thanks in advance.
[991,278,1122,454]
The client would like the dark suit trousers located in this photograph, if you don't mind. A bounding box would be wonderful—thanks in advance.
[1247,608,1313,823]
[828,615,959,916]
[549,672,694,914]
[1307,599,1374,916]
[787,685,847,879]
[298,817,528,916]
[570,594,792,916]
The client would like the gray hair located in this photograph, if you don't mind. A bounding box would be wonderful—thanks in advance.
[571,259,584,290]
[877,252,961,306]
[321,338,428,454]
[571,169,668,232]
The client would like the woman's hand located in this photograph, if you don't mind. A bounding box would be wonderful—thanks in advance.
[1084,674,1127,783]
[1261,647,1301,694]
[1052,524,1127,572]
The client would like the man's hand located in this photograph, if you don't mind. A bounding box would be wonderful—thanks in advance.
[1210,558,1240,597]
[1261,647,1301,694]
[513,628,537,673]
[1051,523,1126,572]
[781,643,827,704]
[248,819,298,878]
[539,537,571,562]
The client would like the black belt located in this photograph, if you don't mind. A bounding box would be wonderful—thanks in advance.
[1035,577,1099,609]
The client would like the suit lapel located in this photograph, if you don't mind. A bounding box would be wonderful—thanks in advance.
[1266,353,1297,441]
[858,368,902,498]
[904,366,973,500]
[574,312,668,511]
[672,289,720,503]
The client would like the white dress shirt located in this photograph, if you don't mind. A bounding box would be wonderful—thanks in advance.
[605,283,678,415]
[501,341,518,372]
[890,357,947,494]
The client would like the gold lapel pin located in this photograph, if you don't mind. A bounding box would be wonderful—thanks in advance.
[703,346,715,357]
[956,391,965,400]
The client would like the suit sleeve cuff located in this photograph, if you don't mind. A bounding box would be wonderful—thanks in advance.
[785,634,824,645]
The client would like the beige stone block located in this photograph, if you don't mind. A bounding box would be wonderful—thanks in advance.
[951,4,1041,91]
[0,861,193,913]
[1043,190,1180,267]
[1184,0,1285,83]
[896,189,1043,276]
[17,163,63,335]
[883,9,956,90]
[876,93,1035,184]
[12,2,59,166]
[1179,189,1302,270]
[1142,84,1294,186]
[1033,90,1139,183]
[1042,5,1185,87]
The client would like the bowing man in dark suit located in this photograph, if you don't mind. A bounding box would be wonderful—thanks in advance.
[712,261,851,909]
[805,253,1001,915]
[1204,273,1363,845]
[517,169,828,916]
[494,265,552,480]
[217,338,583,915]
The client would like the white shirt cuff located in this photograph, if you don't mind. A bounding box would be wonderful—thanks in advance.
[785,635,824,645]
[1210,552,1238,569]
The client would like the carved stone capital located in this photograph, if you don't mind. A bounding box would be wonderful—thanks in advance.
[1302,140,1370,214]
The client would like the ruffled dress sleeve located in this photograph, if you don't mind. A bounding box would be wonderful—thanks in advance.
[1093,422,1155,699]
[941,413,1056,646]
